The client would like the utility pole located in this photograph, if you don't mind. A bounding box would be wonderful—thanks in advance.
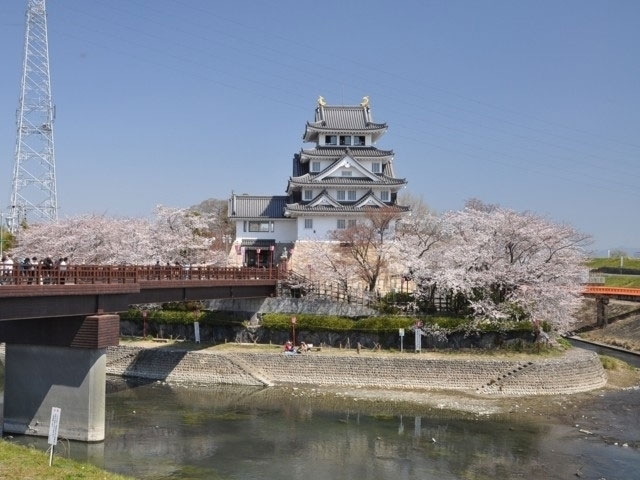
[8,0,58,233]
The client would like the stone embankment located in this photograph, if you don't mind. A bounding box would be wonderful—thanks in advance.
[105,345,607,397]
[205,297,377,318]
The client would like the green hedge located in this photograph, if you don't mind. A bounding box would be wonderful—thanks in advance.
[122,308,545,334]
[261,313,541,334]
[261,313,415,333]
[122,309,244,326]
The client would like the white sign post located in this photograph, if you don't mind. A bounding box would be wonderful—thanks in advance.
[194,321,200,344]
[399,328,405,353]
[48,407,61,466]
[414,322,423,353]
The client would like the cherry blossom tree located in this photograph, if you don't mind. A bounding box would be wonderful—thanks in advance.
[299,240,361,291]
[330,207,404,291]
[11,205,226,265]
[398,200,590,332]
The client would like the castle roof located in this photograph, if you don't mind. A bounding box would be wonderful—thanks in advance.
[229,194,289,218]
[300,146,394,161]
[303,104,387,142]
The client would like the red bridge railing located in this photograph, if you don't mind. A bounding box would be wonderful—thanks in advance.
[0,264,284,286]
[583,286,640,297]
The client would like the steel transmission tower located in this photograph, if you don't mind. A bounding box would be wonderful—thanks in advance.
[8,0,58,232]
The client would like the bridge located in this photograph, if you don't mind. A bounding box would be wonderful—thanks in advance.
[582,285,640,328]
[0,265,282,442]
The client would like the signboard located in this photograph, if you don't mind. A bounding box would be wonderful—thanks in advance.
[48,407,61,446]
[194,321,200,344]
[269,245,275,251]
[291,316,297,325]
[414,328,422,353]
[398,328,405,337]
[256,248,261,254]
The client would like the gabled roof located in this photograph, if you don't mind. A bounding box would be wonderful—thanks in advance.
[287,174,407,189]
[307,190,343,208]
[313,152,380,182]
[353,191,388,208]
[284,202,410,215]
[300,146,394,162]
[303,102,388,142]
[314,105,385,130]
[229,195,290,218]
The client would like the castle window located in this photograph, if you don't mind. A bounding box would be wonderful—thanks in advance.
[347,190,356,201]
[325,135,337,145]
[372,162,381,173]
[311,161,321,172]
[337,190,346,200]
[381,190,390,202]
[249,221,270,232]
[337,219,346,229]
[348,219,357,228]
[341,170,352,177]
[353,136,365,146]
[304,219,313,229]
[339,135,352,146]
[303,190,313,200]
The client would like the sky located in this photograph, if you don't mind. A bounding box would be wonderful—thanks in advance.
[0,0,638,252]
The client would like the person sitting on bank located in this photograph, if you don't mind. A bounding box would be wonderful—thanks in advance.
[298,341,308,353]
[284,340,294,352]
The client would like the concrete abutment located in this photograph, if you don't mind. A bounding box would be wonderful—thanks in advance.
[1,314,120,442]
[3,344,107,441]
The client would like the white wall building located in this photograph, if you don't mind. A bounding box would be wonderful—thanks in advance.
[228,97,408,267]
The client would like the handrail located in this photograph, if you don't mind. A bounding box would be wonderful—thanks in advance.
[583,286,640,297]
[0,264,281,286]
[280,269,378,308]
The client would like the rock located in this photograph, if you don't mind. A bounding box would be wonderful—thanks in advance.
[579,429,592,435]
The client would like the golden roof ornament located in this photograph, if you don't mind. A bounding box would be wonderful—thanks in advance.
[317,96,327,106]
[360,96,370,108]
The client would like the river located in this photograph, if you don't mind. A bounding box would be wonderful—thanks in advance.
[1,366,639,479]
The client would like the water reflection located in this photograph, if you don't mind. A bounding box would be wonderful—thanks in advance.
[2,372,639,479]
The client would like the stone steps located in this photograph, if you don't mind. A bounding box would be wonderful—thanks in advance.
[224,353,274,387]
[475,362,534,394]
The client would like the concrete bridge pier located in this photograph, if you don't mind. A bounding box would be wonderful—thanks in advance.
[596,297,609,328]
[0,314,119,442]
[3,344,107,441]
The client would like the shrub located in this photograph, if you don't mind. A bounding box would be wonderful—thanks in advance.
[260,313,416,333]
[122,308,244,326]
[599,355,633,371]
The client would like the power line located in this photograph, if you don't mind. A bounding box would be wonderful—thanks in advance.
[164,0,640,152]
[63,0,640,178]
[48,25,640,202]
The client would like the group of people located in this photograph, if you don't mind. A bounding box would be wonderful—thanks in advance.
[284,340,310,354]
[0,254,69,284]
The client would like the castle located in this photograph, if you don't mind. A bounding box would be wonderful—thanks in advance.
[228,97,409,271]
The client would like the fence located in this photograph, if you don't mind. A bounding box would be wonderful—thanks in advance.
[278,270,378,308]
[0,264,284,286]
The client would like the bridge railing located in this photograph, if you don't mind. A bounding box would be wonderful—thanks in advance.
[0,264,283,286]
[583,286,640,297]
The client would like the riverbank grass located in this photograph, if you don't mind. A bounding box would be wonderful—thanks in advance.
[0,440,132,479]
[604,275,640,288]
[599,355,639,389]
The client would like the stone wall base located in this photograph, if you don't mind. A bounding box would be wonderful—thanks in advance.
[106,346,607,397]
